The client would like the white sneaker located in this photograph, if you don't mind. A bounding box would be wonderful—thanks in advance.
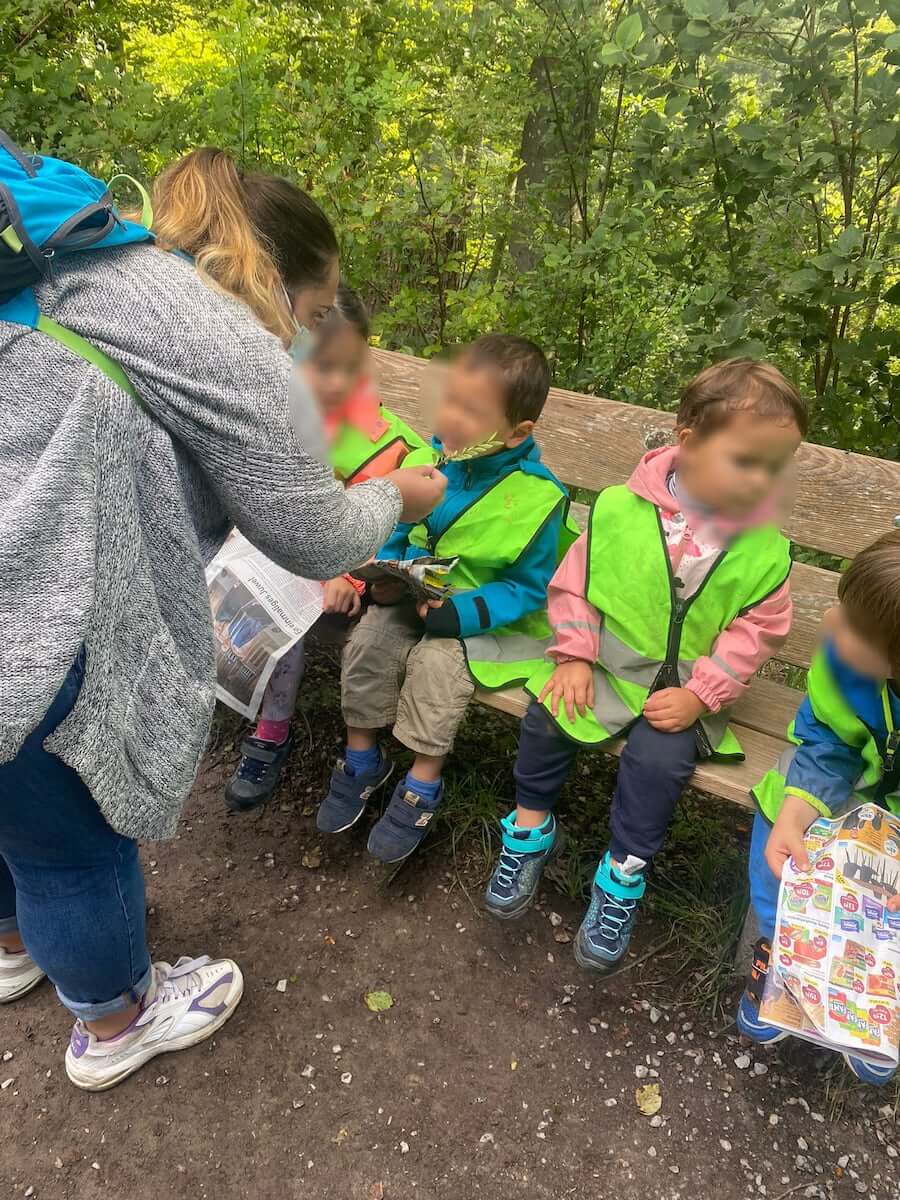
[0,946,45,1003]
[65,954,244,1092]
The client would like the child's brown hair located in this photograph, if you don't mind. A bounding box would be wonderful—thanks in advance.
[677,359,808,438]
[460,334,551,425]
[838,529,900,678]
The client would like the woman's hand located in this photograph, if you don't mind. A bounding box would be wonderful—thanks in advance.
[765,792,820,878]
[538,660,595,723]
[388,465,447,524]
[643,687,705,733]
[322,576,362,617]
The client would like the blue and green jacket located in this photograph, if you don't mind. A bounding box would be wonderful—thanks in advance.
[380,436,567,639]
[775,639,900,817]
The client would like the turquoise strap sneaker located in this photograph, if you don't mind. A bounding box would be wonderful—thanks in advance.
[574,851,647,973]
[485,813,562,920]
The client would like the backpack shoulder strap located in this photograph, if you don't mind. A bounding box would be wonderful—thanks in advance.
[34,313,139,401]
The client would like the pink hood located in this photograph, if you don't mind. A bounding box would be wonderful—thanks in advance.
[627,445,780,534]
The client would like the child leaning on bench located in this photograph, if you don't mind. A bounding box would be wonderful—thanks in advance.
[316,334,575,863]
[225,284,426,811]
[738,529,900,1086]
[484,360,808,974]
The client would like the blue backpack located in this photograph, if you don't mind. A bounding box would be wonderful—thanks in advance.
[0,129,154,396]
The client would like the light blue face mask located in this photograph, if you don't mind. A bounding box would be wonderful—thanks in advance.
[282,283,317,365]
[288,323,316,365]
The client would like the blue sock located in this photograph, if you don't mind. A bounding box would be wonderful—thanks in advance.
[345,745,381,774]
[404,772,442,808]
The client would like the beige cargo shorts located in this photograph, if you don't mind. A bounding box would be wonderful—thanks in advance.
[341,600,475,758]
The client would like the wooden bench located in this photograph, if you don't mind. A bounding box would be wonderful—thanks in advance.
[372,348,900,810]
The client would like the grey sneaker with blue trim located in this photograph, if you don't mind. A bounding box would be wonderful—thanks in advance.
[485,813,562,920]
[317,752,394,834]
[574,851,647,972]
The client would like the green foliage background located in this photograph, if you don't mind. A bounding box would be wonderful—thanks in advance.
[3,0,898,456]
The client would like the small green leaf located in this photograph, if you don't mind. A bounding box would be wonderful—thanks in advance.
[600,42,627,65]
[665,94,690,117]
[365,990,394,1013]
[684,0,712,16]
[783,269,820,293]
[615,12,643,51]
[686,20,712,37]
[883,281,900,305]
[835,227,863,255]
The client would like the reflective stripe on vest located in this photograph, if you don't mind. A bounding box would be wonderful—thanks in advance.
[526,485,791,756]
[329,406,426,483]
[752,652,900,822]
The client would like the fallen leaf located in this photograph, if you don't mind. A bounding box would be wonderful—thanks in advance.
[332,1127,349,1145]
[368,1185,385,1200]
[635,1082,662,1117]
[365,990,394,1013]
[302,847,322,869]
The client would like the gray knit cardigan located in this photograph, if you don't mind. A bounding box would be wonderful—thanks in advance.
[0,246,402,840]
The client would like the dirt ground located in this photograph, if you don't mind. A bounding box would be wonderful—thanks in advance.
[1,654,898,1200]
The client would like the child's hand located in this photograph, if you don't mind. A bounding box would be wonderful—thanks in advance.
[538,660,595,723]
[888,895,900,913]
[322,577,362,617]
[642,687,705,733]
[765,792,819,878]
[417,599,444,620]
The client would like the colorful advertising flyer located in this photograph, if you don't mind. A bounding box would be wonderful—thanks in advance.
[760,805,900,1067]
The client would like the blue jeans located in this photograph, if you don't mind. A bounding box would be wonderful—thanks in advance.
[514,702,699,862]
[0,650,152,1020]
[748,811,779,943]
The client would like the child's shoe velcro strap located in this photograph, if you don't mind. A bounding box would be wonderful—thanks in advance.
[500,812,556,854]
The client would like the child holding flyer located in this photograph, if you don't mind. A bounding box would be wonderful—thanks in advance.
[484,360,806,974]
[739,529,900,1085]
[224,285,425,810]
[317,335,573,863]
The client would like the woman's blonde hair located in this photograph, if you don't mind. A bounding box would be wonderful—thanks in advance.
[151,148,338,345]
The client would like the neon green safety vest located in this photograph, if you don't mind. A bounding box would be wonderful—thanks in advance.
[752,650,900,823]
[330,406,426,484]
[399,445,579,689]
[525,485,792,757]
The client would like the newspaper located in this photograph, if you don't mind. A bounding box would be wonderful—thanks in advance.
[206,532,323,719]
[760,804,900,1066]
[350,556,459,604]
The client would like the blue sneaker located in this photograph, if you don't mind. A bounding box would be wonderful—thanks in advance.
[367,778,443,864]
[842,1054,897,1086]
[317,752,394,834]
[485,813,562,920]
[574,851,646,972]
[735,938,788,1044]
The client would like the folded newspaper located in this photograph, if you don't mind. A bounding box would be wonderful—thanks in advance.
[760,803,900,1067]
[350,556,459,604]
[206,532,323,719]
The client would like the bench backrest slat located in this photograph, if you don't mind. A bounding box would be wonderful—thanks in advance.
[373,349,900,561]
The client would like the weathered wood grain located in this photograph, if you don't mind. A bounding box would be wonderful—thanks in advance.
[373,348,900,560]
